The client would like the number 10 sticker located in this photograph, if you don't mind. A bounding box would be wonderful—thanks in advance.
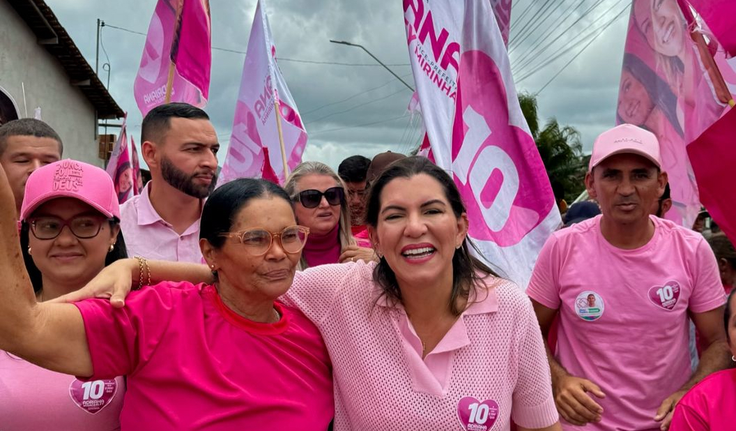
[648,282,681,311]
[457,397,499,431]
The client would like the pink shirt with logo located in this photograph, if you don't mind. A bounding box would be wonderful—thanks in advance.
[120,183,203,263]
[283,262,558,430]
[669,368,736,431]
[74,282,333,431]
[527,215,725,431]
[0,351,124,431]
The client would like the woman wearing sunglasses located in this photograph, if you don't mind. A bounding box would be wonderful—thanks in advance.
[0,160,127,430]
[59,157,561,430]
[284,161,375,268]
[0,163,333,430]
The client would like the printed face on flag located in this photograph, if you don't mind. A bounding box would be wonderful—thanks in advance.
[615,0,728,227]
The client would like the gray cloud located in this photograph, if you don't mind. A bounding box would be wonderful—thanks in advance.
[47,0,629,168]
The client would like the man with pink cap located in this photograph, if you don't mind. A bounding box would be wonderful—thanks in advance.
[527,124,729,430]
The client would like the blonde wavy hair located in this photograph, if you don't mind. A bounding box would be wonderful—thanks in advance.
[284,161,355,269]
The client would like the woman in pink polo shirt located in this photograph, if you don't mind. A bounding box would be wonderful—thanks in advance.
[284,161,375,267]
[0,160,127,431]
[71,156,561,430]
[670,288,736,430]
[0,165,333,430]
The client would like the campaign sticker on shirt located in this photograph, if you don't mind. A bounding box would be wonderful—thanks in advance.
[69,379,118,414]
[648,281,681,311]
[457,397,499,431]
[575,291,605,321]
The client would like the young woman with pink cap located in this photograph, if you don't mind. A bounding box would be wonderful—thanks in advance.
[0,159,127,430]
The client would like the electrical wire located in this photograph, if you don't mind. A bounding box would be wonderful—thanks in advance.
[533,3,629,95]
[515,1,628,83]
[508,0,569,55]
[102,22,410,67]
[310,115,406,137]
[307,88,407,124]
[509,0,556,49]
[303,73,413,115]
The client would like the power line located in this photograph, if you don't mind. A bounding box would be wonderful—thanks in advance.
[509,0,583,56]
[508,0,568,54]
[533,3,629,95]
[102,22,410,67]
[512,0,613,75]
[515,1,628,82]
[307,88,407,124]
[310,115,406,136]
[303,73,412,115]
[509,0,541,33]
[509,0,556,49]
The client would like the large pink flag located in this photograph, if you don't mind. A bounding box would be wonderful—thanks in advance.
[615,0,729,227]
[681,0,736,57]
[490,0,512,46]
[688,107,736,243]
[105,115,134,204]
[217,0,307,186]
[134,0,211,116]
[404,0,560,289]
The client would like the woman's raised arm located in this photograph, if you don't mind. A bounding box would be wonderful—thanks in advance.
[55,258,214,307]
[0,164,92,376]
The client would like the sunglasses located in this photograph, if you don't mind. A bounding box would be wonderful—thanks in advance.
[295,186,345,209]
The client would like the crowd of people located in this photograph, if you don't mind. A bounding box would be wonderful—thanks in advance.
[0,102,734,430]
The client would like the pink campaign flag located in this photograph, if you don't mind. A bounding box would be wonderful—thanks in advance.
[616,0,729,227]
[688,107,736,243]
[105,115,135,204]
[404,0,560,288]
[681,0,736,57]
[490,0,512,46]
[134,0,211,116]
[217,0,307,186]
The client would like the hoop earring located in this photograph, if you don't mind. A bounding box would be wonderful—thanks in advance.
[732,355,735,362]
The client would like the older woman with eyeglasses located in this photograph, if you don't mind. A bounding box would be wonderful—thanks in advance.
[0,163,333,430]
[284,161,375,268]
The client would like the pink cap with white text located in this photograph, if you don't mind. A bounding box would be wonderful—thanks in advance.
[20,159,120,221]
[589,124,661,171]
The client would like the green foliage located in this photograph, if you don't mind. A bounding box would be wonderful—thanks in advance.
[518,92,586,203]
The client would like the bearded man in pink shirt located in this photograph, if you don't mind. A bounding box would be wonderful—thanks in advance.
[527,124,730,431]
[121,103,219,263]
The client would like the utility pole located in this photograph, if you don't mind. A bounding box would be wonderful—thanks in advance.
[329,40,414,92]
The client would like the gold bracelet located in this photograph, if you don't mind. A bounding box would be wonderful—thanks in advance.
[135,256,144,291]
[143,257,151,286]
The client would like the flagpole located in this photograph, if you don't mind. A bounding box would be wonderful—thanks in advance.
[273,92,289,178]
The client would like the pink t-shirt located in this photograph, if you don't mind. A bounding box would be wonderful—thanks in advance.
[74,282,333,430]
[283,261,558,430]
[527,215,725,431]
[0,351,124,431]
[669,368,736,431]
[120,183,203,263]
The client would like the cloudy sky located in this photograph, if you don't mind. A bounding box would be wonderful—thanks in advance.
[45,0,630,170]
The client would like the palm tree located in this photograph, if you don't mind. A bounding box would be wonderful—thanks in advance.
[518,93,586,203]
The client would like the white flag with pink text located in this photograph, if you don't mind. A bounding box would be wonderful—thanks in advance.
[217,0,307,186]
[404,0,560,288]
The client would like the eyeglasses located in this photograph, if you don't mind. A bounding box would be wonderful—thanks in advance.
[219,225,310,256]
[30,216,111,240]
[294,187,345,209]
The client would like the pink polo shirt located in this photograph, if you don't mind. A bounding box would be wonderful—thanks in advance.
[284,261,558,430]
[75,282,333,431]
[0,352,125,431]
[669,368,736,431]
[120,182,203,263]
[527,215,725,431]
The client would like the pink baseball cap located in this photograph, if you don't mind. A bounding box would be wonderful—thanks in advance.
[20,159,120,222]
[589,124,661,171]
